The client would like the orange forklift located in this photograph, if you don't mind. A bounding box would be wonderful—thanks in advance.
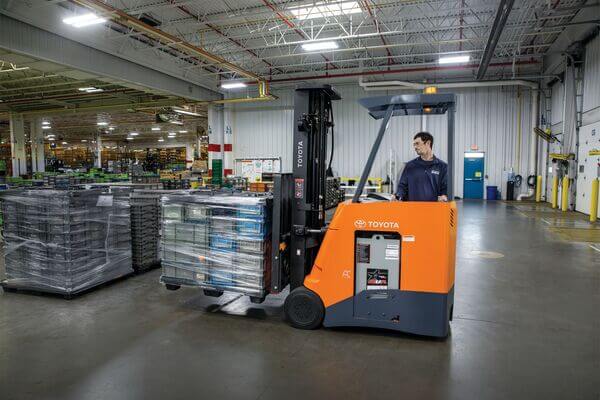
[271,86,457,338]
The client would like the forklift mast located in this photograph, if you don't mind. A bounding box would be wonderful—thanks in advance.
[290,85,341,290]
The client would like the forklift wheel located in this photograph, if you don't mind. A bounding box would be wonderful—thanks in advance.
[165,284,180,291]
[284,287,325,330]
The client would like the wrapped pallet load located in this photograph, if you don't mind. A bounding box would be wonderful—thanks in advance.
[0,188,133,297]
[160,191,272,302]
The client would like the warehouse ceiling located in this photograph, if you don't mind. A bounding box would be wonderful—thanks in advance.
[53,0,594,84]
[0,49,206,145]
[0,49,190,115]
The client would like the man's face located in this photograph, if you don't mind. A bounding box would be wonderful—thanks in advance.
[413,137,431,156]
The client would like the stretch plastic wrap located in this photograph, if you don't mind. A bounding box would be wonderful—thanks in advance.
[160,192,272,297]
[0,188,133,295]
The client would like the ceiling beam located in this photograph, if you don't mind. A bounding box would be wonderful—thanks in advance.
[477,0,515,80]
[0,13,221,101]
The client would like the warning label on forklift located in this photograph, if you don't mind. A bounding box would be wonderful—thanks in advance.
[356,244,370,263]
[385,244,399,260]
[367,268,388,290]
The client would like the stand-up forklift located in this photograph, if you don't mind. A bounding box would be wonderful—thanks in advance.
[271,85,457,338]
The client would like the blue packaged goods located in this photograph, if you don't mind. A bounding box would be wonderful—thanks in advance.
[159,192,272,297]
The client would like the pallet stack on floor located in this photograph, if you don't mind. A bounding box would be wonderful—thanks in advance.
[130,191,161,272]
[0,188,133,297]
[160,193,272,300]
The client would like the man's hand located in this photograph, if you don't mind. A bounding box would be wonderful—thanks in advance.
[437,195,448,202]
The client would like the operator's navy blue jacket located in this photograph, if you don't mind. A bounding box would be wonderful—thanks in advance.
[396,156,448,201]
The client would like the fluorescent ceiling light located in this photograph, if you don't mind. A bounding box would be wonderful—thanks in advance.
[289,1,362,20]
[63,13,107,28]
[42,126,52,130]
[126,137,134,140]
[151,127,161,131]
[178,130,188,133]
[158,138,164,142]
[172,107,201,116]
[301,41,338,51]
[81,139,88,142]
[108,127,115,131]
[48,138,55,141]
[62,142,68,145]
[438,55,470,64]
[97,122,108,126]
[167,135,175,139]
[78,87,103,93]
[129,132,139,136]
[41,121,50,126]
[221,82,247,89]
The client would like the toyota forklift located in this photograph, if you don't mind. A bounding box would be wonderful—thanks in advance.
[271,86,457,338]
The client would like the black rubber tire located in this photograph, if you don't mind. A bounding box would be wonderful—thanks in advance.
[284,287,325,330]
[165,284,180,291]
[203,289,223,297]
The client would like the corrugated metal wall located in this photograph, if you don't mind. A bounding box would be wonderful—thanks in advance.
[230,84,534,198]
[543,33,600,212]
[583,35,600,114]
[551,81,565,128]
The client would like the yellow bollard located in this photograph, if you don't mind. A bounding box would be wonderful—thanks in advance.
[591,178,599,223]
[535,175,542,202]
[552,176,559,208]
[561,176,569,212]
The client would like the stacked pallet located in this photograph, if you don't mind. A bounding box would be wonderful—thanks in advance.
[0,188,133,296]
[160,192,272,299]
[130,191,161,272]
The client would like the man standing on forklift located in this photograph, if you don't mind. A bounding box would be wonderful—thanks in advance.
[395,131,448,202]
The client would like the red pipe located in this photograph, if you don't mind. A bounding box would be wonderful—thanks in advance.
[176,4,282,72]
[362,0,393,64]
[261,60,539,83]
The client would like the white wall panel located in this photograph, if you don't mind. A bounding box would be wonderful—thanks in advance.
[575,121,600,215]
[551,81,564,127]
[583,35,600,114]
[229,89,294,171]
[231,84,534,198]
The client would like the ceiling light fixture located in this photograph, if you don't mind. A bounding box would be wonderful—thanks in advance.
[221,82,247,89]
[63,13,107,28]
[108,127,115,131]
[301,41,339,51]
[129,132,139,136]
[178,130,188,133]
[81,139,88,142]
[97,122,108,126]
[41,121,50,126]
[126,137,134,140]
[42,126,52,130]
[151,127,161,131]
[158,138,164,142]
[62,142,68,145]
[78,87,104,93]
[172,107,201,116]
[438,55,470,65]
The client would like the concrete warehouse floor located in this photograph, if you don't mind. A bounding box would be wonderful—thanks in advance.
[0,201,599,400]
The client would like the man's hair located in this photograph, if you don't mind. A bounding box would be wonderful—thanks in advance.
[414,131,434,149]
